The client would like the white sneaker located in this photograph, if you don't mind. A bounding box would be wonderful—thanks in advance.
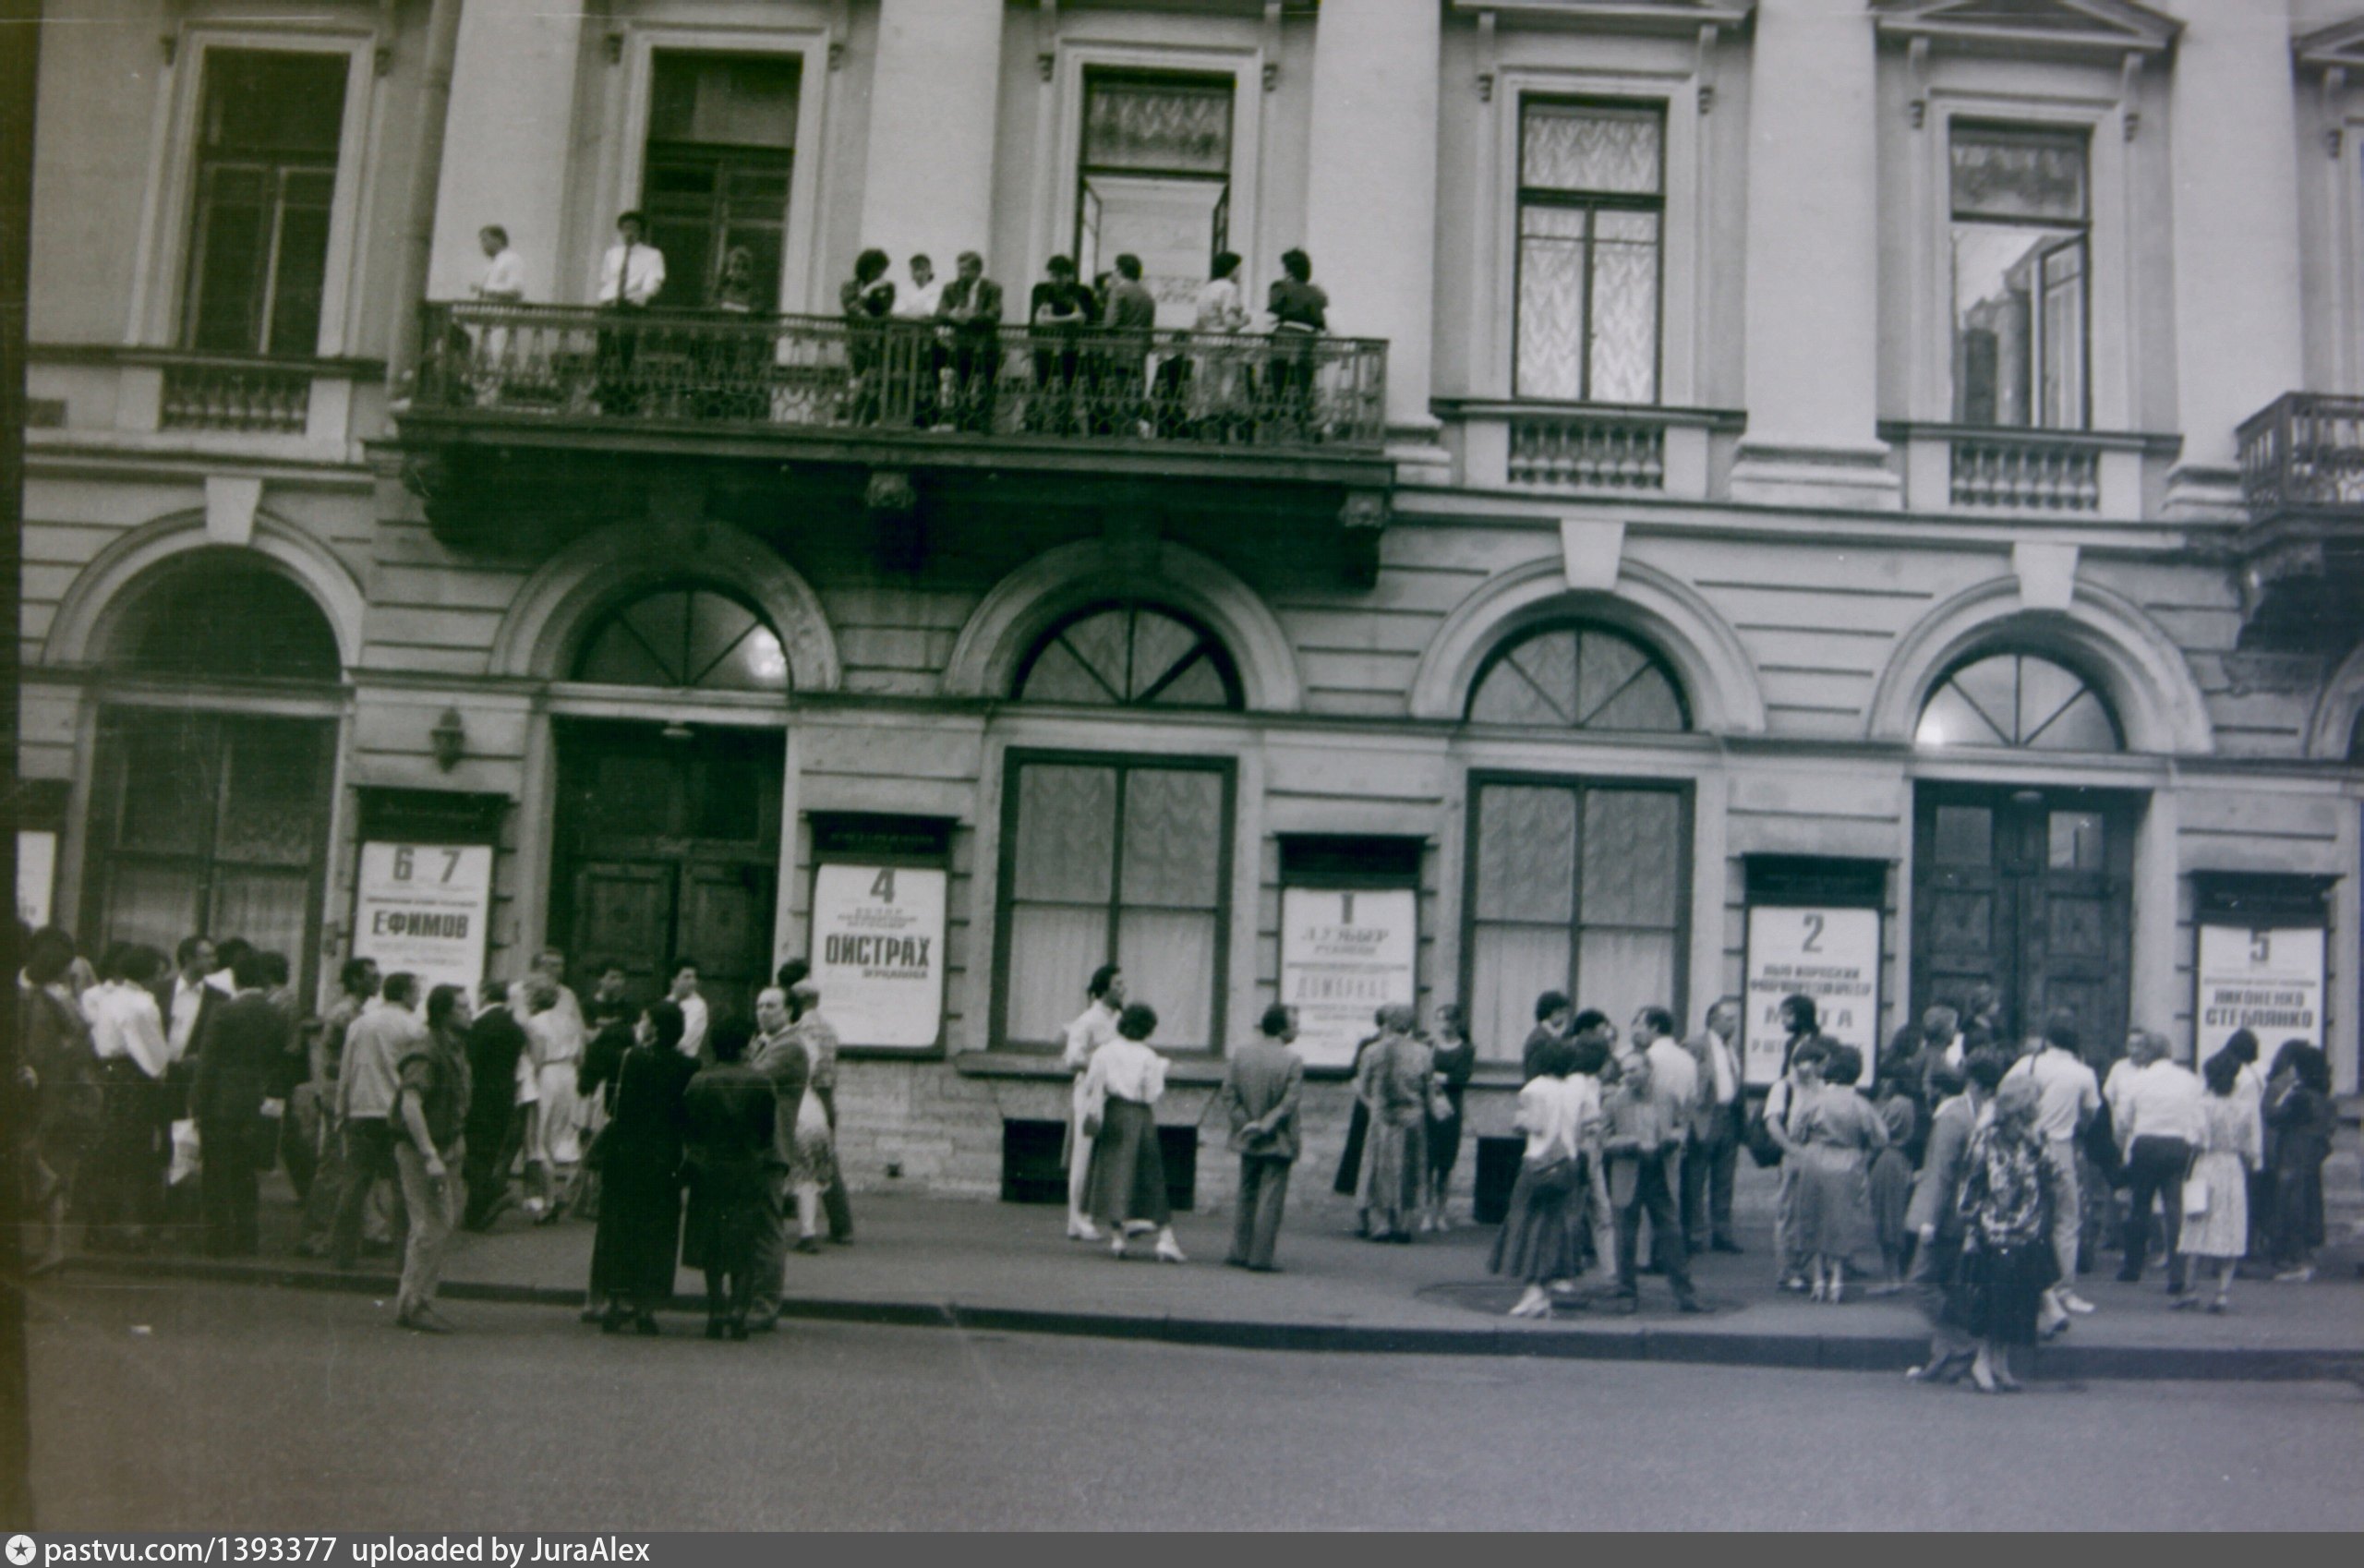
[2059,1289,2098,1315]
[1067,1218,1102,1242]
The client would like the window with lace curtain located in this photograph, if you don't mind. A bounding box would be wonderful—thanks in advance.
[1462,775,1691,1063]
[1514,99,1665,404]
[995,753,1235,1053]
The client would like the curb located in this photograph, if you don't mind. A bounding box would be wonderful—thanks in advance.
[52,1254,2364,1383]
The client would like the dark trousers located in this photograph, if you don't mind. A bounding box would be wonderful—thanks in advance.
[817,1086,852,1242]
[950,336,999,430]
[749,1172,792,1322]
[1682,1109,1741,1249]
[329,1118,399,1270]
[2119,1135,2191,1288]
[86,1065,163,1242]
[197,1115,260,1257]
[597,305,646,414]
[1612,1153,1695,1302]
[1229,1154,1293,1271]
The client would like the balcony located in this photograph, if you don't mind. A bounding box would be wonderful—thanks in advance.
[1437,401,1743,501]
[1883,424,2169,522]
[26,344,384,455]
[396,303,1393,575]
[2231,393,2364,651]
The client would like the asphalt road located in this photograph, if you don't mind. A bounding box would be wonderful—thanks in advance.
[23,1280,2364,1531]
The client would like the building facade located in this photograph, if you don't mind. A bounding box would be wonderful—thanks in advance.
[22,0,2364,1206]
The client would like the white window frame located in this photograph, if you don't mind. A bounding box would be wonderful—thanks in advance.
[607,27,833,317]
[1478,63,1703,406]
[127,28,380,356]
[1909,74,2132,431]
[1038,39,1266,311]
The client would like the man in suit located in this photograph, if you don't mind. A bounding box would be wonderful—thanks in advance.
[746,986,808,1332]
[191,951,291,1258]
[1600,1052,1704,1313]
[937,250,1005,431]
[1683,997,1745,1256]
[157,935,223,1237]
[1218,1004,1306,1272]
[460,975,530,1231]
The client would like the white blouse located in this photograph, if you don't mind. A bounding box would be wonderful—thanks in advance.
[1083,1037,1168,1106]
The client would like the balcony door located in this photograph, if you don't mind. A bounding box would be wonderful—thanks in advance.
[551,719,783,1026]
[642,52,801,313]
[1912,783,2137,1059]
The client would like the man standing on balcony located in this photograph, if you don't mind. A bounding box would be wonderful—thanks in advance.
[466,225,526,404]
[596,211,666,415]
[1103,254,1157,437]
[897,254,947,428]
[937,250,1003,433]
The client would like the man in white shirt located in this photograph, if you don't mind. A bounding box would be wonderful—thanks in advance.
[164,935,220,1067]
[475,225,525,303]
[1682,997,1745,1255]
[2003,1009,2102,1318]
[1062,963,1126,1242]
[84,946,174,1246]
[670,961,709,1061]
[896,253,948,427]
[2111,1029,2205,1297]
[595,210,665,413]
[1633,1006,1699,1268]
[330,973,428,1271]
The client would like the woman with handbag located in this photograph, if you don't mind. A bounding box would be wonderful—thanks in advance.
[1490,1035,1599,1318]
[1353,1005,1433,1244]
[2263,1040,2337,1283]
[2178,1049,2260,1314]
[783,978,841,1256]
[1082,1003,1186,1261]
[586,999,698,1334]
[1422,1005,1477,1233]
[1949,1076,2066,1393]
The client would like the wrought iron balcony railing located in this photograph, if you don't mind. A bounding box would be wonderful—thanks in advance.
[2238,392,2364,516]
[410,302,1389,452]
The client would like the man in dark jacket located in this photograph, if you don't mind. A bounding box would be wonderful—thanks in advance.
[461,976,530,1231]
[681,1024,778,1340]
[190,951,290,1257]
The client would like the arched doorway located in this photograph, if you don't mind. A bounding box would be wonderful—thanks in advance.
[550,583,790,1023]
[80,550,344,995]
[1911,650,2137,1055]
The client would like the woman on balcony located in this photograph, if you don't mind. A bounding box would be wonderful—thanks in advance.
[839,247,897,426]
[706,246,768,421]
[1182,250,1250,442]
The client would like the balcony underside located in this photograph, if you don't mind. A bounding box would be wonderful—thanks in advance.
[2235,392,2364,653]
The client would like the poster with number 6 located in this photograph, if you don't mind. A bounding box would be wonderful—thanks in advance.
[352,841,494,1000]
[810,862,947,1050]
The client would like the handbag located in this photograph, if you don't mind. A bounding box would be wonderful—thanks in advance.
[1743,1104,1784,1169]
[1427,1083,1455,1124]
[1525,1154,1581,1198]
[2182,1180,2209,1220]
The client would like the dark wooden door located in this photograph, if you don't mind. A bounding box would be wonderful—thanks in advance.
[1912,784,2138,1059]
[552,720,783,1027]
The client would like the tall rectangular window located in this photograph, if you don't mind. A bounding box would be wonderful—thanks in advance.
[1464,776,1689,1061]
[85,710,334,995]
[1950,125,2090,430]
[182,50,349,355]
[644,52,801,312]
[1077,70,1234,329]
[996,754,1233,1052]
[1514,100,1664,404]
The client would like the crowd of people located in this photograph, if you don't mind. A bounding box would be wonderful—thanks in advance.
[8,927,858,1340]
[456,214,1340,440]
[12,923,2348,1363]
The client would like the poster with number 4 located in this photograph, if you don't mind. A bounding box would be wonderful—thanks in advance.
[810,862,947,1050]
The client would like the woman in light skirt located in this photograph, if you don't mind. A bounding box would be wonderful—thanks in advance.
[1490,1035,1599,1317]
[1082,1003,1186,1262]
[2179,1049,2260,1313]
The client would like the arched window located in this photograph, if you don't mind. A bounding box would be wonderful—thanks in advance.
[573,584,790,693]
[1466,621,1688,731]
[113,551,342,681]
[1013,602,1244,709]
[1916,651,2120,751]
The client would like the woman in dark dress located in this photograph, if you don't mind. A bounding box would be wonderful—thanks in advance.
[1948,1075,2063,1393]
[679,1021,778,1340]
[1331,1008,1388,1217]
[587,999,697,1335]
[1423,1005,1477,1234]
[2263,1040,2337,1283]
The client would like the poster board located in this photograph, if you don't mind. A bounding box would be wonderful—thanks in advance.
[806,814,954,1054]
[1743,906,1882,1087]
[2194,923,2325,1059]
[17,829,56,928]
[351,842,495,1000]
[1279,886,1418,1071]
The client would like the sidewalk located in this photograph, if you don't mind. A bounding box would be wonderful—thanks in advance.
[56,1176,2364,1381]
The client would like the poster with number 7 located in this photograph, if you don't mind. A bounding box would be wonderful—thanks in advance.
[352,840,494,1000]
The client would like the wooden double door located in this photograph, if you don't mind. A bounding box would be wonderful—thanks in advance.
[1912,783,2140,1057]
[551,719,783,1026]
